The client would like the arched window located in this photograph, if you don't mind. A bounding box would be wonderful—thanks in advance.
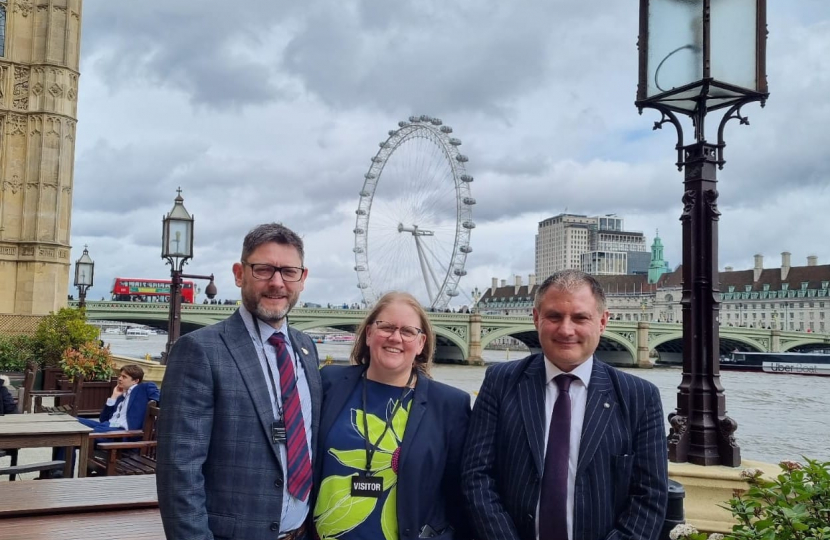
[0,0,6,57]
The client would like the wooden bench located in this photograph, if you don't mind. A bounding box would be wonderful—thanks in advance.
[0,508,163,540]
[20,363,85,416]
[0,459,65,479]
[0,475,162,540]
[87,401,160,476]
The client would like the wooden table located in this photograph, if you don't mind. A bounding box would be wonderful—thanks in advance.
[0,508,163,539]
[0,475,158,517]
[0,413,92,478]
[0,475,162,540]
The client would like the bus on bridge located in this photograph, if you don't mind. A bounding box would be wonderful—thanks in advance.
[111,278,196,303]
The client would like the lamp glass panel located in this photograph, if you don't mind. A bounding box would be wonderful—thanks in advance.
[710,0,758,91]
[166,219,192,258]
[646,0,704,98]
[75,263,93,286]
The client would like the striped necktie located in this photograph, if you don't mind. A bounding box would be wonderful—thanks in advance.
[539,374,576,540]
[268,332,312,501]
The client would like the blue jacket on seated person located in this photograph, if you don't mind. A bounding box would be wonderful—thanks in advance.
[98,381,160,431]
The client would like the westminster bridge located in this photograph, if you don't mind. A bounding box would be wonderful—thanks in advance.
[72,301,830,365]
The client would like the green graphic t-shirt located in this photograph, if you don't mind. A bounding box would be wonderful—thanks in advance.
[313,379,414,540]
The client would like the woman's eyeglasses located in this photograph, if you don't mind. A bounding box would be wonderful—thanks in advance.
[373,321,423,342]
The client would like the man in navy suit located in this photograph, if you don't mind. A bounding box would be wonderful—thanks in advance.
[462,270,668,540]
[77,364,160,433]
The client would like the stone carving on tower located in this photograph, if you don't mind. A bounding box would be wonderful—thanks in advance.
[0,0,83,316]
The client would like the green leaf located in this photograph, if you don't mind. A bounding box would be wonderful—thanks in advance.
[314,474,378,537]
[352,408,399,453]
[377,467,398,490]
[381,485,398,540]
[330,448,392,473]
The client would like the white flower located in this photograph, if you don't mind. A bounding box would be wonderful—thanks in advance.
[708,534,725,540]
[740,467,762,480]
[669,523,699,540]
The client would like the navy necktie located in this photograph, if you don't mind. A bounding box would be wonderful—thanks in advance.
[539,374,576,540]
[268,332,312,502]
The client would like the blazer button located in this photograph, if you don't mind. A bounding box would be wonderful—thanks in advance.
[274,478,283,489]
[270,522,279,531]
[526,513,534,522]
[404,528,411,536]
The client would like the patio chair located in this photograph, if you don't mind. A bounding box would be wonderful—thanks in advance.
[21,363,85,416]
[87,401,160,476]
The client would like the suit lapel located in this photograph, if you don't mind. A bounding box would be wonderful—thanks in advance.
[221,311,282,463]
[319,366,363,444]
[519,355,546,475]
[397,370,429,527]
[576,361,616,477]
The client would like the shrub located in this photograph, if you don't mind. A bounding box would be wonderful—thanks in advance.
[35,308,100,367]
[0,334,38,372]
[60,341,115,382]
[670,458,830,540]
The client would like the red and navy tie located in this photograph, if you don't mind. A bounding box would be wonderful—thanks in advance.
[268,332,312,502]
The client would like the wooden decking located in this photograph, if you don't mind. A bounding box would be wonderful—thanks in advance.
[0,475,163,540]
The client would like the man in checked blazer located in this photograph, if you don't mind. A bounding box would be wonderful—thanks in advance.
[462,270,668,540]
[157,223,322,540]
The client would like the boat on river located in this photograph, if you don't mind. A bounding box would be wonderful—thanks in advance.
[125,328,152,340]
[723,351,830,376]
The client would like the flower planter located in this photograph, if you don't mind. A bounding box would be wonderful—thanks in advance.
[43,367,65,391]
[57,377,118,416]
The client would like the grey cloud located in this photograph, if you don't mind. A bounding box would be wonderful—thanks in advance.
[81,1,295,109]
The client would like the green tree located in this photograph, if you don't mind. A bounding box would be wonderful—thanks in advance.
[34,308,100,367]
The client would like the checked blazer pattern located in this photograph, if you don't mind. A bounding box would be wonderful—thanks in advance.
[157,311,322,540]
[461,355,668,540]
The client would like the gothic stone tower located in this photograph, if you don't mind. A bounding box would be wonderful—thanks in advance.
[0,0,82,316]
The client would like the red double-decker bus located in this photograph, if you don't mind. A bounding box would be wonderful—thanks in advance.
[111,278,196,303]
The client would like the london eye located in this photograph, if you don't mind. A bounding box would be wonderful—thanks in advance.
[354,115,475,310]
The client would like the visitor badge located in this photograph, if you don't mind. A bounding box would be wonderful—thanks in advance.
[351,473,383,498]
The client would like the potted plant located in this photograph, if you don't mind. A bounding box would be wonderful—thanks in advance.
[58,341,117,415]
[670,458,830,540]
[34,307,100,390]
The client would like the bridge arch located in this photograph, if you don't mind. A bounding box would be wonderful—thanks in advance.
[782,338,830,352]
[480,324,536,350]
[649,332,766,353]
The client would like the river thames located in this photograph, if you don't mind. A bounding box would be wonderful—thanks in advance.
[105,334,829,465]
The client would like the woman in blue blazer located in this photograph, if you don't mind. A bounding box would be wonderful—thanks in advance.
[313,292,471,540]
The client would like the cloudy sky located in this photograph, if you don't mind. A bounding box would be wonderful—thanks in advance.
[69,1,830,307]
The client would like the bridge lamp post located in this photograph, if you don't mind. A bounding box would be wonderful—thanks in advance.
[73,245,94,309]
[161,189,218,363]
[636,0,768,467]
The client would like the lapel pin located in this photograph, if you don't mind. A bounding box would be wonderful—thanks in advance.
[604,402,610,409]
[301,347,309,356]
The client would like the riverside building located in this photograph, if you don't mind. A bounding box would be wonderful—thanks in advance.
[534,213,648,278]
[480,251,830,333]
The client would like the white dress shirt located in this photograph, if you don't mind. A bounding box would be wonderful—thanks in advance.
[537,356,594,540]
[239,305,313,533]
[106,384,135,429]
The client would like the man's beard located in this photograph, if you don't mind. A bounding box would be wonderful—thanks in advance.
[242,289,298,325]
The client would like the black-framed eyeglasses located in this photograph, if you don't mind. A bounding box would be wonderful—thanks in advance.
[373,320,423,342]
[244,262,305,282]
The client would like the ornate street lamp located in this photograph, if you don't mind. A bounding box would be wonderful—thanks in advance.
[637,0,768,467]
[471,287,482,313]
[161,188,217,362]
[74,245,94,309]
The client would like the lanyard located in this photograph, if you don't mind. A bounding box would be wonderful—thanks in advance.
[362,369,415,475]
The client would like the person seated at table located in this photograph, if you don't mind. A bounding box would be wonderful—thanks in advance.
[77,364,160,433]
[0,375,18,415]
